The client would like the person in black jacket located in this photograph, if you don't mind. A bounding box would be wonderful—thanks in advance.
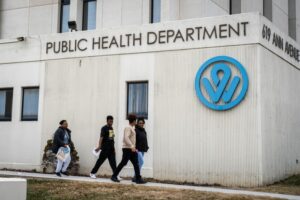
[90,116,117,179]
[52,120,72,177]
[133,117,149,181]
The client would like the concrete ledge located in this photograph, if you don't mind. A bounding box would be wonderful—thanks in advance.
[0,178,26,200]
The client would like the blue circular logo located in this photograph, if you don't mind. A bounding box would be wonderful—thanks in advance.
[195,56,249,111]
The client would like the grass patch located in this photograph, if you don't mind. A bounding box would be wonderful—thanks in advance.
[24,178,282,200]
[249,174,300,195]
[277,175,300,186]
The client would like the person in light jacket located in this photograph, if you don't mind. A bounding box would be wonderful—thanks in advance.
[111,114,146,184]
[52,120,72,177]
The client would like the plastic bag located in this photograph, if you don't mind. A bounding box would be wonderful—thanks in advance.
[92,147,101,157]
[56,146,70,162]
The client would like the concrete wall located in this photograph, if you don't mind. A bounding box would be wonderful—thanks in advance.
[296,0,300,42]
[41,57,120,174]
[0,178,26,200]
[39,44,262,187]
[259,46,300,184]
[153,45,261,187]
[272,0,288,36]
[41,54,155,177]
[0,62,44,170]
[0,0,59,39]
[0,12,299,187]
[241,0,263,14]
[116,54,154,177]
[161,0,229,21]
[1,0,300,44]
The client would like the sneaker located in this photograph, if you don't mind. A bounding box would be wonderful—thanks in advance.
[56,172,61,177]
[90,173,97,179]
[136,178,146,184]
[117,176,123,181]
[61,171,69,176]
[111,175,120,182]
[131,177,136,182]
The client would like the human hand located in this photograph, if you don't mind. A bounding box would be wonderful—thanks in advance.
[95,147,101,152]
[131,147,137,152]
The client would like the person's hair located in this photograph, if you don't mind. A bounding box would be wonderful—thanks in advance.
[107,115,113,121]
[137,117,145,124]
[59,120,67,125]
[128,114,137,123]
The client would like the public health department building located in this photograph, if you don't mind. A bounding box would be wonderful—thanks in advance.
[0,0,300,187]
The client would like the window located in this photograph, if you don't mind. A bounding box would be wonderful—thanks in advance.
[230,0,241,14]
[21,87,39,121]
[127,82,148,119]
[0,88,13,121]
[82,0,97,30]
[60,0,70,33]
[288,0,296,40]
[151,0,161,23]
[263,0,272,21]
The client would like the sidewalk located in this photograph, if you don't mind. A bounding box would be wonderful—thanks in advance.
[0,170,300,200]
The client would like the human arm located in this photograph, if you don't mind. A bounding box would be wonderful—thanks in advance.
[54,129,66,147]
[95,137,103,152]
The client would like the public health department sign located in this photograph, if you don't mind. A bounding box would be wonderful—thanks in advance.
[195,56,249,111]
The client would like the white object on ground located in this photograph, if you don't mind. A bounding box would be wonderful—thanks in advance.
[0,178,27,200]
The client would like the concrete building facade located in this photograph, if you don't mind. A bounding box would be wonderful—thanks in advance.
[0,0,299,187]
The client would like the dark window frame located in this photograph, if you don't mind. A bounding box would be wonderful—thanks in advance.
[288,0,296,40]
[150,0,154,23]
[126,81,149,120]
[229,0,241,15]
[263,0,273,22]
[21,86,39,121]
[150,0,161,23]
[0,88,13,122]
[60,0,70,33]
[82,0,97,31]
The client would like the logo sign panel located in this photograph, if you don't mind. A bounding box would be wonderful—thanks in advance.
[195,56,249,111]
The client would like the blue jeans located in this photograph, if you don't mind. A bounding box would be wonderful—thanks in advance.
[137,151,144,170]
[134,152,144,178]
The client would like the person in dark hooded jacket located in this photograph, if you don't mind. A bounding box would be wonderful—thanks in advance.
[134,117,149,180]
[52,120,72,177]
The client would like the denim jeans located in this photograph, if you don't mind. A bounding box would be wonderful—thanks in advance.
[137,151,144,171]
[55,147,71,173]
[55,154,71,173]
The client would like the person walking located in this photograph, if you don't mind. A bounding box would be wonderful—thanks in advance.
[133,117,149,182]
[111,114,146,184]
[52,120,72,177]
[90,115,117,179]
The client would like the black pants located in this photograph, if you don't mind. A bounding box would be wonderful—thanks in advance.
[113,148,141,179]
[91,149,116,174]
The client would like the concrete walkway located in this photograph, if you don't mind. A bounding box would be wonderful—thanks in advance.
[0,170,300,200]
